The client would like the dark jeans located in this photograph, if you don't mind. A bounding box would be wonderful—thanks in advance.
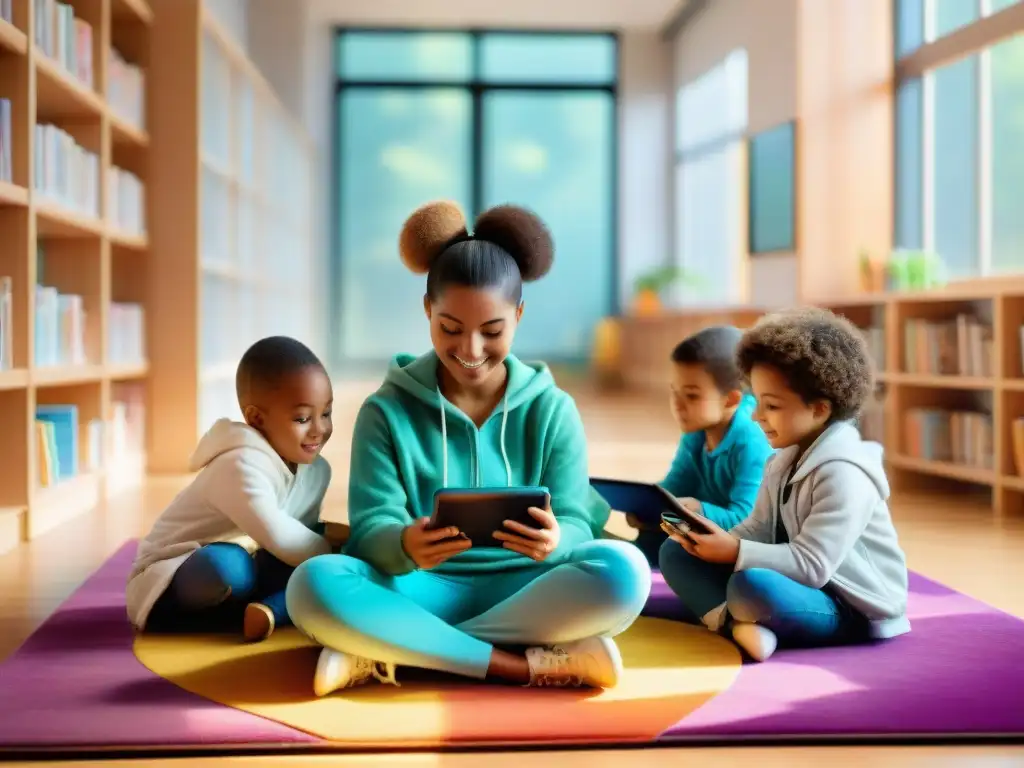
[147,542,295,633]
[658,538,871,648]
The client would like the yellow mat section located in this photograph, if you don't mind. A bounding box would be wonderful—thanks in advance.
[134,616,742,747]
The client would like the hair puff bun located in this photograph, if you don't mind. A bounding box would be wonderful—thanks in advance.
[398,200,468,274]
[473,204,554,282]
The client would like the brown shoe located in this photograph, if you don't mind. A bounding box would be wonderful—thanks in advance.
[243,602,275,642]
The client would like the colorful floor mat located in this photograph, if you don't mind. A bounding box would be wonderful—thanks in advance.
[0,541,1022,754]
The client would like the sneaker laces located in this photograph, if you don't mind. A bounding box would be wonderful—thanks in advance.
[528,646,584,687]
[371,660,400,687]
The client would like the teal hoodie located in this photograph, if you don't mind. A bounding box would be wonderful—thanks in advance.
[345,351,610,576]
[661,393,774,529]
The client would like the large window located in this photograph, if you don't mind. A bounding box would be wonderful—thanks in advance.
[672,49,748,306]
[894,0,1024,278]
[332,31,618,364]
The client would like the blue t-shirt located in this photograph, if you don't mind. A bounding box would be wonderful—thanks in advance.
[661,393,775,530]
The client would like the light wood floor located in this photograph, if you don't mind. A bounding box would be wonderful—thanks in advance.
[2,381,1023,767]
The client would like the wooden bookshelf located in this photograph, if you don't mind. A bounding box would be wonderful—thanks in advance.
[818,282,1024,518]
[0,0,150,554]
[147,0,315,474]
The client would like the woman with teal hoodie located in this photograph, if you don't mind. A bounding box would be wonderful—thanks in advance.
[286,202,652,696]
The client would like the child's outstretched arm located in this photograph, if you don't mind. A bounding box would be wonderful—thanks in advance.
[696,441,773,529]
[208,454,332,566]
[735,461,877,588]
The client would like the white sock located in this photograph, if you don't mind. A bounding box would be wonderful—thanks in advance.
[701,602,728,632]
[730,622,778,662]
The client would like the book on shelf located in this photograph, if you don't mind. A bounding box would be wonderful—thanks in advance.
[111,383,145,461]
[903,315,993,377]
[34,284,86,367]
[33,0,94,88]
[904,407,993,470]
[0,276,11,370]
[858,325,885,372]
[0,98,11,184]
[108,302,145,365]
[857,387,885,444]
[108,47,145,130]
[107,167,146,235]
[33,123,100,218]
[36,404,107,487]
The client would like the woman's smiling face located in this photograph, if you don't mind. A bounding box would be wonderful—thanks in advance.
[426,285,523,388]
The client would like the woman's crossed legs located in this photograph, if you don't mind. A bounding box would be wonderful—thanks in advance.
[285,539,652,695]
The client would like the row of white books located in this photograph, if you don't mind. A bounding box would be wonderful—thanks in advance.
[0,99,11,184]
[35,284,86,368]
[108,48,146,131]
[34,0,94,88]
[109,302,145,365]
[34,123,100,218]
[108,168,146,235]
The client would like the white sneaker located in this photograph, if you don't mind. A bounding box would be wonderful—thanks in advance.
[731,622,778,662]
[312,647,399,697]
[525,636,623,689]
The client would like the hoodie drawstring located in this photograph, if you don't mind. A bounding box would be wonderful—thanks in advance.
[438,388,512,488]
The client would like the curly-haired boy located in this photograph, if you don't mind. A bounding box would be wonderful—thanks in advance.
[658,307,910,662]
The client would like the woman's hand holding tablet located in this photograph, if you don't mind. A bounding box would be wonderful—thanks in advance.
[401,517,472,570]
[492,504,561,562]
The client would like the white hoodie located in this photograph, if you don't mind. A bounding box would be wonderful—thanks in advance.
[125,418,332,630]
[731,420,911,639]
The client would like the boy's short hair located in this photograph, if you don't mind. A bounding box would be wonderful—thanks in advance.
[236,336,324,404]
[670,325,745,393]
[736,307,873,421]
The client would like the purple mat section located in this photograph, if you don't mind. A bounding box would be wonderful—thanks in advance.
[644,571,1024,740]
[0,542,318,749]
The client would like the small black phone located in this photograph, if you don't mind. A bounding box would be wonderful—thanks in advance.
[660,504,713,537]
[429,486,551,548]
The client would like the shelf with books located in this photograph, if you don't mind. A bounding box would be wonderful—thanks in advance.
[146,0,315,472]
[30,378,103,537]
[0,0,157,552]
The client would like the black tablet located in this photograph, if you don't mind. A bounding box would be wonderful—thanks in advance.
[589,477,712,534]
[429,486,551,548]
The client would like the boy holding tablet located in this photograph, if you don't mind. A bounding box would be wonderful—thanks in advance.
[625,326,774,563]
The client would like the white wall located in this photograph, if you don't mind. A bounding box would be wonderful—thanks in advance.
[241,0,676,341]
[671,0,800,309]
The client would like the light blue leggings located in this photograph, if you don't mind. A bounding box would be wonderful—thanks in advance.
[285,539,652,680]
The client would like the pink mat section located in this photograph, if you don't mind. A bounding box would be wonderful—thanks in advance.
[0,542,318,750]
[645,572,1024,740]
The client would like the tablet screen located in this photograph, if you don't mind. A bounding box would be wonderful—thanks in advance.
[589,478,679,524]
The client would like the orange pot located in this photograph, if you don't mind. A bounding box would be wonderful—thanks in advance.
[632,289,662,316]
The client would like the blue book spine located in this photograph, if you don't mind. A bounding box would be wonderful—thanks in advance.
[36,404,79,480]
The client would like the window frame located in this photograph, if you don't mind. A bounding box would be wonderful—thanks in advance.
[329,28,621,365]
[893,0,1024,277]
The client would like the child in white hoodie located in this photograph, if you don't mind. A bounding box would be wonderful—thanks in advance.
[659,307,910,662]
[126,336,337,641]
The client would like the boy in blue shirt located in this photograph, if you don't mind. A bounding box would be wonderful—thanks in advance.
[626,325,774,564]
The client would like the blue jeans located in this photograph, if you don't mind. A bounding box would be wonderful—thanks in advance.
[285,539,652,679]
[147,542,295,633]
[658,538,870,648]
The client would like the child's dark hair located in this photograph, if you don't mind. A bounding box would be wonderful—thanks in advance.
[236,336,324,403]
[398,200,554,304]
[736,307,873,421]
[671,325,745,393]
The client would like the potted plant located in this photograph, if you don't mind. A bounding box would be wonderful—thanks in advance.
[631,265,697,316]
